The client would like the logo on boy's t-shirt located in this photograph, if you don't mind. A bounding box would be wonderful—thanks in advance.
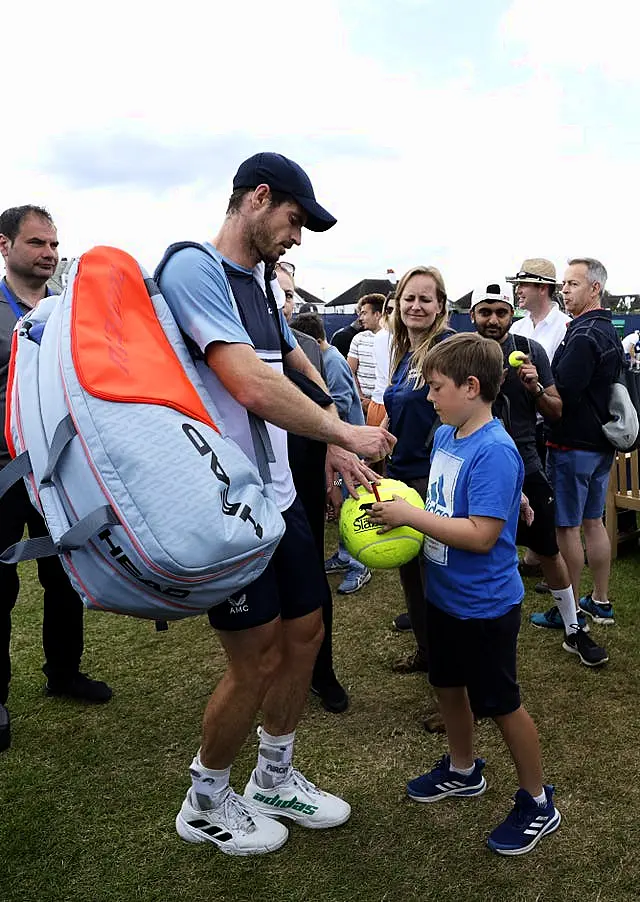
[424,449,462,566]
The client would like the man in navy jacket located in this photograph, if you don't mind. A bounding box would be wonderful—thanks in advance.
[533,258,622,646]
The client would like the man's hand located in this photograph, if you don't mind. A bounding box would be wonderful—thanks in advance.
[326,481,343,520]
[337,422,396,462]
[517,357,540,393]
[326,445,381,498]
[520,493,535,526]
[367,494,413,534]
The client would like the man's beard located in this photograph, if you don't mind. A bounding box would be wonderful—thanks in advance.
[250,220,280,265]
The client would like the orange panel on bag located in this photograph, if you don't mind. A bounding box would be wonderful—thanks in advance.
[71,246,217,431]
[4,330,18,458]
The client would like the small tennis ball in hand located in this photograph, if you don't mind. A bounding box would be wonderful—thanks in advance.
[508,351,526,368]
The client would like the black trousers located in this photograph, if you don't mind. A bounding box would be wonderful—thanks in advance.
[287,434,336,686]
[398,476,429,666]
[0,480,84,704]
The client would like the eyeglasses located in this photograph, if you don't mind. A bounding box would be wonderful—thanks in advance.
[276,261,296,277]
[513,270,555,284]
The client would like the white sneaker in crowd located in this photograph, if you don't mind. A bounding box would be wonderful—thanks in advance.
[244,768,351,829]
[176,787,289,856]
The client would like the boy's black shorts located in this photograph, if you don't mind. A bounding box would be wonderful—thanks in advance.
[516,470,559,557]
[426,600,521,719]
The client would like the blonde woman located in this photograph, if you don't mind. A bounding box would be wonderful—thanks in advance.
[383,266,454,685]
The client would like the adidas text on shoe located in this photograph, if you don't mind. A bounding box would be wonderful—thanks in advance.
[562,628,609,667]
[487,785,561,856]
[407,755,486,803]
[244,768,351,829]
[579,594,615,625]
[530,605,588,632]
[176,788,288,856]
[337,566,372,595]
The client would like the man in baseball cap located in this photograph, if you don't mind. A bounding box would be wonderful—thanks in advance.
[233,152,336,232]
[156,153,394,857]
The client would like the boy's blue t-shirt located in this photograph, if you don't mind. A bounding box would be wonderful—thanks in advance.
[423,419,524,619]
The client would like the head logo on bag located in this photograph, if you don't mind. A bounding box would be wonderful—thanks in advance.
[0,245,285,620]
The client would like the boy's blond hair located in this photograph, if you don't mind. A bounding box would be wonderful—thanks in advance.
[423,333,504,402]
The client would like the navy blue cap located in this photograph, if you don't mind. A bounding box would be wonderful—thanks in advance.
[232,152,337,232]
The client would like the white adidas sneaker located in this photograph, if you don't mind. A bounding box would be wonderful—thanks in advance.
[244,768,351,829]
[176,787,289,856]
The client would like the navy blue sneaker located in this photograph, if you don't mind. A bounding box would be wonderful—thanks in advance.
[324,552,350,574]
[407,755,486,803]
[487,785,561,856]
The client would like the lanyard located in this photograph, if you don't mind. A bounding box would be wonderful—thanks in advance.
[0,281,25,321]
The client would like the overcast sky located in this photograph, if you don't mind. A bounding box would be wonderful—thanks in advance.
[4,0,640,301]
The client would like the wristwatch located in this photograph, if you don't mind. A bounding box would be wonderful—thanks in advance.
[534,383,545,398]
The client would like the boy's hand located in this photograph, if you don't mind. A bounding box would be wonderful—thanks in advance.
[519,492,534,526]
[368,494,413,534]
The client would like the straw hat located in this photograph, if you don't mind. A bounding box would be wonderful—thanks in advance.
[506,258,558,286]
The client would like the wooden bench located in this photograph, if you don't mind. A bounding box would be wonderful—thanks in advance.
[605,449,640,558]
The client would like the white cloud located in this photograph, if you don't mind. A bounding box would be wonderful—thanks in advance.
[500,0,640,82]
[2,0,640,301]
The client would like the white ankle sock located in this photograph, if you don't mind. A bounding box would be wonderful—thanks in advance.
[550,586,579,634]
[255,729,295,789]
[189,752,231,810]
[533,789,547,806]
[591,596,608,606]
[450,761,475,777]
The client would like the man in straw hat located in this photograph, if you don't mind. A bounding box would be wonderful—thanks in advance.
[508,259,571,580]
[508,258,570,366]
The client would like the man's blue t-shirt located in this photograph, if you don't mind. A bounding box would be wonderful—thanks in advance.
[423,419,524,619]
[157,243,298,511]
[321,345,365,426]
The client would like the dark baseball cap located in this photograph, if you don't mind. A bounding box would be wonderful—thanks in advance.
[232,152,337,232]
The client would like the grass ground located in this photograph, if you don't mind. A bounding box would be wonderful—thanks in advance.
[1,526,639,902]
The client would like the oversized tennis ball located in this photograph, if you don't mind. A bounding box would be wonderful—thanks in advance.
[339,478,424,569]
[508,350,526,368]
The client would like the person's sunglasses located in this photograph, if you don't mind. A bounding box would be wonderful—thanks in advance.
[277,261,296,277]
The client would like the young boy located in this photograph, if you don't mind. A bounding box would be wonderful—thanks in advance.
[368,332,561,856]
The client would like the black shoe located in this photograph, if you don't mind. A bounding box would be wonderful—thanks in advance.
[534,581,551,595]
[45,672,113,703]
[0,703,10,753]
[562,628,609,668]
[311,677,349,714]
[518,560,543,578]
[391,651,429,674]
[391,612,412,632]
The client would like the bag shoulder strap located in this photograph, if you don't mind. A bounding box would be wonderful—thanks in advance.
[154,241,276,480]
[1,281,25,320]
[513,334,532,356]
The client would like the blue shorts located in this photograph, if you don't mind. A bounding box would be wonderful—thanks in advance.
[547,448,614,528]
[207,495,327,631]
